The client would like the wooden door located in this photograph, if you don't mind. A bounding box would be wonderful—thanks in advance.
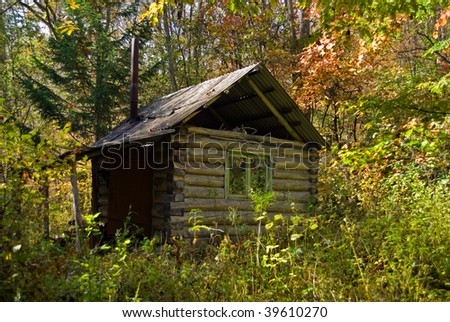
[107,147,153,236]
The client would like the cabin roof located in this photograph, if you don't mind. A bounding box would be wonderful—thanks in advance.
[89,63,325,150]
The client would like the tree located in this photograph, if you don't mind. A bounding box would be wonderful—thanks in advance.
[291,0,449,146]
[16,1,159,139]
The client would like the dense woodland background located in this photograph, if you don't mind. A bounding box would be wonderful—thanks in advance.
[1,0,449,301]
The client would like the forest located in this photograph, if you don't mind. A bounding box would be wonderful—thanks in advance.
[1,0,449,301]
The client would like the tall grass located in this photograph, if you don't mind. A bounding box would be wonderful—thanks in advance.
[1,162,449,301]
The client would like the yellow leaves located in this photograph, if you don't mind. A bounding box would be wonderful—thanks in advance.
[67,0,80,10]
[290,233,303,241]
[57,1,81,35]
[139,1,164,25]
[63,122,72,134]
[57,21,79,36]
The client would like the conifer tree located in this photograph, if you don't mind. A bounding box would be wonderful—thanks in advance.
[19,0,155,140]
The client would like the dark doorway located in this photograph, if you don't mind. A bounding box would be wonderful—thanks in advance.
[107,146,153,236]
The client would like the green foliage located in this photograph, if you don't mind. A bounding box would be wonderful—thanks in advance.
[12,1,160,139]
[319,114,450,300]
[301,0,448,36]
[1,170,449,301]
[0,108,76,300]
[1,0,449,303]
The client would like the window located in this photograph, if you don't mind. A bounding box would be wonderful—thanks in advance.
[225,151,272,198]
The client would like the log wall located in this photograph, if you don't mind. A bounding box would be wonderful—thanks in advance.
[91,127,320,242]
[169,126,320,239]
[151,141,171,240]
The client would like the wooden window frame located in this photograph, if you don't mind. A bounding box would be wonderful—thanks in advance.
[225,150,272,199]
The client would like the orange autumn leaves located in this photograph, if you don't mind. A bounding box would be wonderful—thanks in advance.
[434,5,450,39]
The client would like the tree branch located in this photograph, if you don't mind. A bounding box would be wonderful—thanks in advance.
[401,104,450,115]
[18,1,58,38]
[0,0,19,15]
[417,32,450,65]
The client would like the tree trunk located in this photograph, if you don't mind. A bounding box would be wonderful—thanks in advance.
[41,180,50,240]
[193,0,204,81]
[70,161,84,256]
[163,4,178,91]
[0,0,6,65]
[286,0,297,55]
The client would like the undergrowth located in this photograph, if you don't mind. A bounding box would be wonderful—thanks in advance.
[1,161,449,301]
[1,115,449,301]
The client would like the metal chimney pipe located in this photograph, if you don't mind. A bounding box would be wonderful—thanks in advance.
[130,37,139,120]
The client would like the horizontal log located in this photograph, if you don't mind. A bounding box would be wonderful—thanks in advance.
[173,180,184,190]
[170,209,308,226]
[180,149,226,164]
[273,154,314,163]
[275,190,312,202]
[170,210,227,224]
[186,126,307,148]
[182,136,319,158]
[174,161,225,176]
[173,193,184,202]
[184,173,224,188]
[274,159,312,171]
[273,169,314,180]
[173,168,185,177]
[170,198,306,213]
[173,174,183,182]
[184,185,225,199]
[186,140,271,156]
[272,179,314,192]
[173,149,319,176]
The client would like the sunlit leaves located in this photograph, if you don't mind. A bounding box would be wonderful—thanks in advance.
[57,21,80,36]
[228,0,278,14]
[418,73,450,95]
[67,0,80,10]
[139,1,164,25]
[424,39,450,57]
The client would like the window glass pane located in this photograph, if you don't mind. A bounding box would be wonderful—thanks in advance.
[249,156,267,192]
[229,154,247,196]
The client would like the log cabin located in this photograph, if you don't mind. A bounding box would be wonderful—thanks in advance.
[79,59,325,242]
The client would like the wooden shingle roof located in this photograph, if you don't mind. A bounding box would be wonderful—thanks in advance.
[89,63,325,151]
